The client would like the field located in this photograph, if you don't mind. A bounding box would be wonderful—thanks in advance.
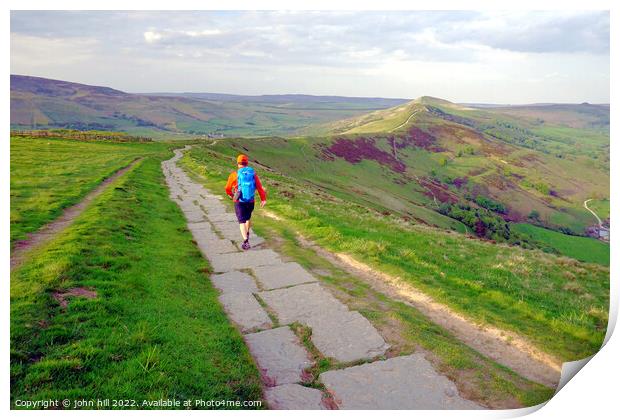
[513,223,609,266]
[10,136,165,246]
[585,198,610,222]
[181,143,609,363]
[10,139,263,407]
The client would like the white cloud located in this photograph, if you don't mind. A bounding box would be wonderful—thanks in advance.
[182,29,222,37]
[143,31,162,43]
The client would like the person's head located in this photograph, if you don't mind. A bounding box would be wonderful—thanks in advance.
[237,154,249,168]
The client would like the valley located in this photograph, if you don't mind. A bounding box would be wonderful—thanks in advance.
[11,75,408,138]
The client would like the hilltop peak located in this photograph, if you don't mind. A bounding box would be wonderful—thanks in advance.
[11,74,129,98]
[414,96,455,106]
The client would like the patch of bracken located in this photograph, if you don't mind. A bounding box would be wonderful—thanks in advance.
[314,143,335,161]
[418,178,459,203]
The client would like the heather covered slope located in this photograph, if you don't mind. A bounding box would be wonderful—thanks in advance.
[317,97,609,234]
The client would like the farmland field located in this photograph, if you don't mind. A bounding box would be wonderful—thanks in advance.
[513,223,609,266]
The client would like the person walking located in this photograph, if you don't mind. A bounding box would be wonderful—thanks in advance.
[225,154,267,250]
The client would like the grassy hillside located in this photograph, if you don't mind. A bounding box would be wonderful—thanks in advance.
[11,75,407,138]
[216,136,467,232]
[513,224,609,266]
[10,136,167,246]
[10,146,263,407]
[182,142,609,363]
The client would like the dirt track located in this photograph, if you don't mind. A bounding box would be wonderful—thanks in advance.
[584,198,603,226]
[389,109,420,132]
[10,158,142,270]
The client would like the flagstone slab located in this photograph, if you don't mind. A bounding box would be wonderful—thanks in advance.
[218,293,272,333]
[319,354,483,410]
[211,271,259,294]
[208,249,282,273]
[206,212,238,223]
[217,228,244,241]
[200,199,227,207]
[259,283,388,362]
[265,384,326,410]
[183,211,207,223]
[201,203,230,214]
[252,262,318,290]
[195,238,238,256]
[188,228,221,243]
[244,327,313,386]
[306,311,389,362]
[258,283,349,325]
[214,222,243,234]
[187,221,215,233]
[179,202,201,212]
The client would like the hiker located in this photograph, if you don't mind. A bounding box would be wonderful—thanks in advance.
[225,154,267,250]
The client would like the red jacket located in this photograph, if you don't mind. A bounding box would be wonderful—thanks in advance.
[225,170,267,203]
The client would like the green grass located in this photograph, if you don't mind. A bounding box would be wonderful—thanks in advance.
[214,136,465,231]
[182,145,609,363]
[10,136,167,246]
[585,198,610,221]
[513,223,609,266]
[10,154,263,408]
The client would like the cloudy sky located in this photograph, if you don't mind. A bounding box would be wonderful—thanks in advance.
[10,10,610,103]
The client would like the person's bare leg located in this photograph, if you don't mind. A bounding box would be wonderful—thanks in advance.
[239,223,248,241]
[245,219,252,240]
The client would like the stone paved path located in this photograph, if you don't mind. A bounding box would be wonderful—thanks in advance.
[162,147,483,410]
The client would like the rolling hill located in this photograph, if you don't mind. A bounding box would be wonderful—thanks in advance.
[10,75,408,138]
[205,96,609,262]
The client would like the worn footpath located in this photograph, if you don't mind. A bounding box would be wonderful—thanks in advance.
[162,147,482,410]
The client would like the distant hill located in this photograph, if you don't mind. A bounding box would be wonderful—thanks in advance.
[10,75,409,138]
[319,96,466,135]
[322,96,610,135]
[143,92,408,109]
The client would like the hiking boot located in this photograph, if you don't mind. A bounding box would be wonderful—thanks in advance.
[241,240,251,250]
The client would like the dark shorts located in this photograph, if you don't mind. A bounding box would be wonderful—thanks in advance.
[234,201,255,223]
